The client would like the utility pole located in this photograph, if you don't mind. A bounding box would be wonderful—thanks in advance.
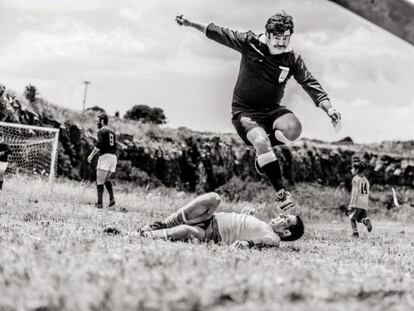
[82,80,91,112]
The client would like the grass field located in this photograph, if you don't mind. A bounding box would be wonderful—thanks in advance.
[1,175,413,311]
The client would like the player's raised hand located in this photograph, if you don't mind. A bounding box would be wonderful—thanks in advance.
[174,15,191,27]
[327,107,341,123]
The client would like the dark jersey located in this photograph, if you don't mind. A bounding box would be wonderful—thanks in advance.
[0,143,11,162]
[96,126,117,155]
[206,23,329,115]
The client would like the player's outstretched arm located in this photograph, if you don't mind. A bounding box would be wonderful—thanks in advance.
[319,99,341,125]
[174,15,208,33]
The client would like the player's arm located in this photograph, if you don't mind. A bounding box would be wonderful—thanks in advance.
[175,14,248,52]
[87,147,100,163]
[293,56,341,125]
[175,15,208,33]
[88,130,104,163]
[232,236,280,249]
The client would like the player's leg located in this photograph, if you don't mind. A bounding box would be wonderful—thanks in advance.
[142,192,221,230]
[0,167,5,190]
[246,127,293,209]
[96,169,110,208]
[246,127,285,191]
[142,225,206,241]
[350,219,359,237]
[360,209,372,232]
[349,208,360,237]
[104,172,115,206]
[232,114,293,209]
[0,161,8,190]
[104,154,117,207]
[272,112,302,144]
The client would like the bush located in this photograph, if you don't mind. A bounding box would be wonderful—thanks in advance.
[124,105,167,124]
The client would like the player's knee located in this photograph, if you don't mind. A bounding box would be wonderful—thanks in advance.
[251,136,272,154]
[276,122,302,143]
[183,225,204,240]
[203,192,221,213]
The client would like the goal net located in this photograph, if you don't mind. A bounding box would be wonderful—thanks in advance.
[0,121,59,182]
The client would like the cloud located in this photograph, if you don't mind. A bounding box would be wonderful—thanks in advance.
[0,19,146,67]
[1,0,117,11]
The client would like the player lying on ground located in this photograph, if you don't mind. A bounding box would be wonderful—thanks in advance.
[174,12,341,211]
[348,158,372,237]
[87,113,117,209]
[0,137,11,190]
[139,192,304,249]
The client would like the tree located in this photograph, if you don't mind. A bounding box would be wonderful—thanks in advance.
[85,106,106,114]
[24,84,38,103]
[124,105,167,124]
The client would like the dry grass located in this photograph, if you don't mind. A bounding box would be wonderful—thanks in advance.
[0,175,413,311]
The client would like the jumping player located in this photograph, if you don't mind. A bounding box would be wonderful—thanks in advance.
[139,192,304,249]
[87,113,117,208]
[174,12,341,210]
[0,137,11,190]
[348,158,372,237]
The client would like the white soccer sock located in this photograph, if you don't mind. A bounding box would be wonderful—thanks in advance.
[274,130,294,145]
[257,151,277,167]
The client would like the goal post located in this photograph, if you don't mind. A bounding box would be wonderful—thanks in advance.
[0,121,60,182]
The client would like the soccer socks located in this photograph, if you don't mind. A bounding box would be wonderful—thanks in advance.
[104,181,114,201]
[97,184,104,205]
[0,181,3,190]
[257,151,285,192]
[351,220,358,235]
[162,209,188,228]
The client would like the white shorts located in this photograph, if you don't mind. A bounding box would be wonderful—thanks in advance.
[0,161,8,172]
[97,154,117,173]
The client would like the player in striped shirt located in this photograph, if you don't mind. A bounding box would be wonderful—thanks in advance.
[139,192,304,249]
[348,159,372,237]
[174,12,341,211]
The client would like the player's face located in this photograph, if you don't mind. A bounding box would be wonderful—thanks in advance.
[95,117,103,129]
[351,167,357,176]
[269,214,297,234]
[266,30,291,54]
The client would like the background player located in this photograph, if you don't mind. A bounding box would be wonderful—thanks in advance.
[174,12,341,210]
[87,113,117,209]
[139,192,304,249]
[348,158,372,237]
[0,137,11,190]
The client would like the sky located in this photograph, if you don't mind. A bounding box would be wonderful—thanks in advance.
[0,0,413,143]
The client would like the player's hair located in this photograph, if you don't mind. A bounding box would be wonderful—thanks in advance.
[352,158,366,173]
[97,113,109,125]
[265,12,294,36]
[280,215,304,241]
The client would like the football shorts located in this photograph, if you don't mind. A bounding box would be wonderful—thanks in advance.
[349,207,368,223]
[232,106,292,146]
[0,161,8,172]
[97,153,117,173]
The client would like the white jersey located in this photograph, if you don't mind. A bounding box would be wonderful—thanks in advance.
[214,212,278,245]
[349,175,370,209]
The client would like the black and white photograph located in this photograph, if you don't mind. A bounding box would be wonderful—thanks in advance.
[0,0,413,310]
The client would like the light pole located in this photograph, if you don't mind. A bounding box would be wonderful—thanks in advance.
[82,80,91,112]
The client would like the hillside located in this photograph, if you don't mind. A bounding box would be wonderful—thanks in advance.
[1,83,414,201]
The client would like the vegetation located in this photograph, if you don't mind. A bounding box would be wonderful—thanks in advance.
[0,175,413,310]
[124,105,167,124]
